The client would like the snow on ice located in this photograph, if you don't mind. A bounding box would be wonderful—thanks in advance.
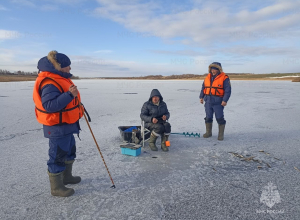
[0,80,299,220]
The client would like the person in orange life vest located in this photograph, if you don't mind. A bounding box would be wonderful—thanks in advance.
[199,62,231,141]
[33,51,82,197]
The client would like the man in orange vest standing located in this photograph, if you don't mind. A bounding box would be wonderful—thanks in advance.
[33,51,83,197]
[199,62,231,140]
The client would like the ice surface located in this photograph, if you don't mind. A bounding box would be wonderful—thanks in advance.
[0,80,299,220]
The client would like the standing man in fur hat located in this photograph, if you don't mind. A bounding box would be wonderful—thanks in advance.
[33,51,83,197]
[199,62,231,140]
[140,89,171,152]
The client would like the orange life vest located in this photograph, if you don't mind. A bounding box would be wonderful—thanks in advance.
[203,72,228,97]
[33,71,83,126]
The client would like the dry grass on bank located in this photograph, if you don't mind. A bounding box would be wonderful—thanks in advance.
[0,75,37,82]
[0,75,80,82]
[292,77,300,82]
[1,74,300,82]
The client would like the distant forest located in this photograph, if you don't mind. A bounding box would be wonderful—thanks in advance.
[0,69,79,79]
[0,69,299,81]
[0,69,38,76]
[96,72,300,80]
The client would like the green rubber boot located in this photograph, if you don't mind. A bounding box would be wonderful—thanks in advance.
[161,134,169,152]
[63,160,81,185]
[149,133,158,151]
[48,171,75,197]
[218,124,225,141]
[203,123,212,138]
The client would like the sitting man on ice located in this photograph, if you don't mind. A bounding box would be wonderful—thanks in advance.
[140,89,171,152]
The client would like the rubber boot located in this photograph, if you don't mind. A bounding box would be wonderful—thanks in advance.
[63,160,81,185]
[161,134,169,152]
[203,123,212,138]
[218,124,225,141]
[48,171,75,197]
[149,133,158,151]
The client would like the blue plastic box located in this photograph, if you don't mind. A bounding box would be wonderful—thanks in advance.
[120,143,142,157]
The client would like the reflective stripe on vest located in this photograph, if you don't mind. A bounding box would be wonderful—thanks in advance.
[203,72,228,97]
[33,71,83,126]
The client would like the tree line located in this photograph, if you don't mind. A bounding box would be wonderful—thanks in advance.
[0,69,80,79]
[0,69,38,76]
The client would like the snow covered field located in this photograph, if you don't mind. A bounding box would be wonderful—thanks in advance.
[0,80,299,220]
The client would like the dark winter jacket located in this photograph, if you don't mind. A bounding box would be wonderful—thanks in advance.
[199,72,231,104]
[140,89,170,128]
[37,57,80,138]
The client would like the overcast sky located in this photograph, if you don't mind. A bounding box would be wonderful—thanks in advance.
[0,0,299,77]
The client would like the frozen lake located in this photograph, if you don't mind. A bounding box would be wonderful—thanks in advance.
[0,80,299,220]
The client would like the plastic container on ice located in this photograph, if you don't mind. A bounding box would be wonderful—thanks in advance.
[120,143,142,156]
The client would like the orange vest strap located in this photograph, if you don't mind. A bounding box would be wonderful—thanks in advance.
[204,86,225,93]
[36,104,80,125]
[36,104,80,114]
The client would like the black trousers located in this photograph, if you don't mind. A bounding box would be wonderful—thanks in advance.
[148,122,171,135]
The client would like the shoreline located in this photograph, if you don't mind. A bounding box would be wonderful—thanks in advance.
[1,75,299,82]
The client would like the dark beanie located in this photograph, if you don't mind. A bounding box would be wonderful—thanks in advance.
[212,62,222,68]
[208,62,223,73]
[47,50,71,70]
[54,53,71,68]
